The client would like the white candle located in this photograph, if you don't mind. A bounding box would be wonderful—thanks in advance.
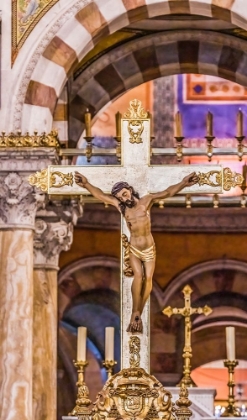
[105,327,114,361]
[226,326,235,360]
[115,112,121,137]
[237,109,243,137]
[206,111,213,136]
[77,327,87,361]
[85,110,91,137]
[175,111,183,137]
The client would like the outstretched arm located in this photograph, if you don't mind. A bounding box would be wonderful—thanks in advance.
[150,172,198,201]
[74,171,119,207]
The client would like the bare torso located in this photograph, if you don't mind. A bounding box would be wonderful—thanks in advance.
[124,197,154,250]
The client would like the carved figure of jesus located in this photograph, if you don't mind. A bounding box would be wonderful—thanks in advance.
[74,171,198,334]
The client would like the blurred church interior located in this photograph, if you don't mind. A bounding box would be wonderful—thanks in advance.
[1,1,247,420]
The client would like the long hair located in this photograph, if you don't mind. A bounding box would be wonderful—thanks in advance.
[111,181,139,215]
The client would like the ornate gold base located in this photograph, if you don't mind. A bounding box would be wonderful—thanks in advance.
[177,375,197,388]
[220,405,241,417]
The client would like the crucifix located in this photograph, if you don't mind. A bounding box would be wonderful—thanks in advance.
[163,284,212,387]
[29,99,242,371]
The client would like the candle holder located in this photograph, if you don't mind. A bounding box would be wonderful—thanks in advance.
[205,136,215,162]
[213,194,219,209]
[69,360,92,417]
[240,194,246,208]
[102,359,117,379]
[84,136,94,162]
[185,194,191,209]
[175,136,184,162]
[114,136,121,162]
[220,360,241,417]
[236,136,245,161]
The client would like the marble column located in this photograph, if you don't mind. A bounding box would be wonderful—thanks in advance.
[0,173,37,420]
[32,202,81,420]
[0,147,59,420]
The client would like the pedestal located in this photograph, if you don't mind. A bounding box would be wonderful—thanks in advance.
[167,387,216,420]
[62,417,78,419]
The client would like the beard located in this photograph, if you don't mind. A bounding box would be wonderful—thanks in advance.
[125,195,135,208]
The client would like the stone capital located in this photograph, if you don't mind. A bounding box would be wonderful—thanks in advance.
[34,219,73,270]
[0,147,60,228]
[34,200,82,269]
[0,172,37,228]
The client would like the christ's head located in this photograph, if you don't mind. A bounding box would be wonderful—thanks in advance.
[111,181,139,215]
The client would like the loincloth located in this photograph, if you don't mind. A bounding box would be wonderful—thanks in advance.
[122,234,156,277]
[129,244,156,262]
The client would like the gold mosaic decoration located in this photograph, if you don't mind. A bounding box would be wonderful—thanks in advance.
[12,0,59,63]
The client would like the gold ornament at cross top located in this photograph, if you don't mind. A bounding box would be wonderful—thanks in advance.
[123,99,149,144]
[163,284,212,387]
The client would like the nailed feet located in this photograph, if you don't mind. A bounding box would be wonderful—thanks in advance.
[126,312,143,333]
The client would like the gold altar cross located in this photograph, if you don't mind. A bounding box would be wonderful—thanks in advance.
[30,100,239,372]
[163,284,212,387]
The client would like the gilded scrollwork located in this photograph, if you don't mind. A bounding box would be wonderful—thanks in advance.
[123,99,148,144]
[124,99,148,119]
[92,366,175,420]
[196,168,243,191]
[50,171,73,188]
[0,130,60,148]
[222,167,243,191]
[128,120,144,144]
[129,336,141,368]
[29,169,49,192]
[122,234,134,277]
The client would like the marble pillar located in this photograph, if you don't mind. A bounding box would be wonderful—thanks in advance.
[0,173,36,420]
[32,206,80,420]
[0,147,59,420]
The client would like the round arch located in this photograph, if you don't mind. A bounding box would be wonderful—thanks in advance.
[68,30,247,143]
[161,258,247,307]
[11,0,247,133]
[58,255,119,285]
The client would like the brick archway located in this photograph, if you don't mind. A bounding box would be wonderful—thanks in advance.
[12,0,247,133]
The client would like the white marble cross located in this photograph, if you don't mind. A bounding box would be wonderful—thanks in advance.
[32,100,226,371]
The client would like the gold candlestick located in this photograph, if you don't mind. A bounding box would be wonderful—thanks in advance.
[205,135,215,162]
[103,359,117,379]
[175,383,192,420]
[240,163,247,207]
[175,136,184,162]
[236,136,245,161]
[84,136,94,162]
[114,136,121,162]
[69,360,92,417]
[220,360,241,417]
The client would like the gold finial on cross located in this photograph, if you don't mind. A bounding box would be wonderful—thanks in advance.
[163,284,212,387]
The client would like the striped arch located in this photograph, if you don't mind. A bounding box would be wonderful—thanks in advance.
[20,0,247,133]
[69,30,247,144]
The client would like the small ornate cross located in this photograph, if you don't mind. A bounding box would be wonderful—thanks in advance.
[163,284,212,387]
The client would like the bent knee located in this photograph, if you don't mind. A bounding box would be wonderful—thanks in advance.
[133,274,143,283]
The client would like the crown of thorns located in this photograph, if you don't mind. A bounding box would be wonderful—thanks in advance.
[111,182,130,196]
